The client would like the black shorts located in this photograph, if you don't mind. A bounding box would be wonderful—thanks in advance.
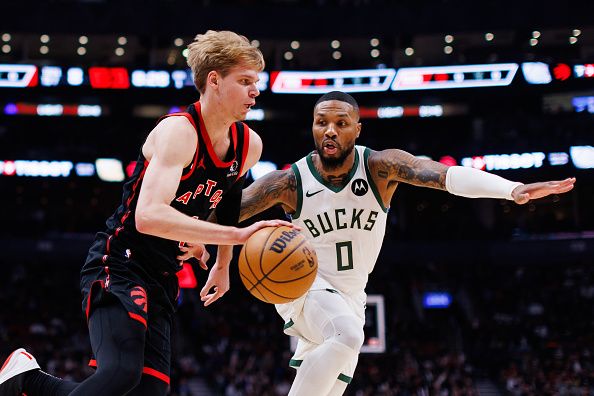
[81,262,174,385]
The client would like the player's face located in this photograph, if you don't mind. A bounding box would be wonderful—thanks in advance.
[312,100,361,169]
[217,64,260,121]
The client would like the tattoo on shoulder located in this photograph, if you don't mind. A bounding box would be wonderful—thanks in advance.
[258,171,295,198]
[241,170,296,219]
[287,171,297,192]
[375,151,446,188]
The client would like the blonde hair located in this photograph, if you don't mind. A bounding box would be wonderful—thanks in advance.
[187,30,265,94]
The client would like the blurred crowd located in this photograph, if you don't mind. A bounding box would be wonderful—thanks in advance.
[2,255,593,395]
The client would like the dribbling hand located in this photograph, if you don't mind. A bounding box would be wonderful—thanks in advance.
[237,219,300,244]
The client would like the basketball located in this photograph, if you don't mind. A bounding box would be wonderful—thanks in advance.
[238,226,318,304]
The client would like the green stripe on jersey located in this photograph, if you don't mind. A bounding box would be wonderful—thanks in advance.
[305,149,359,193]
[283,319,295,330]
[289,359,302,367]
[363,147,388,213]
[291,164,303,219]
[337,373,353,384]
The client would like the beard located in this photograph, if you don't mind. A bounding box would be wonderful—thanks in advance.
[315,141,355,171]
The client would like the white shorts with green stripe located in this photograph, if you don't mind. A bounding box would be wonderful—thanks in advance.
[276,277,365,384]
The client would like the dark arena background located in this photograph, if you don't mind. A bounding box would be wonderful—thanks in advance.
[1,1,594,395]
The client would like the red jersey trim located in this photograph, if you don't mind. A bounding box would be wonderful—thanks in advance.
[194,102,238,168]
[88,360,170,384]
[238,123,250,181]
[143,367,171,385]
[158,111,197,130]
[121,160,149,224]
[159,110,201,181]
[85,280,105,322]
[128,312,148,329]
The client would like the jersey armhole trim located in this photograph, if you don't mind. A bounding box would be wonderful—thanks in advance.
[157,111,197,130]
[291,163,303,219]
[237,123,250,181]
[195,102,238,168]
[158,112,200,181]
[363,147,389,213]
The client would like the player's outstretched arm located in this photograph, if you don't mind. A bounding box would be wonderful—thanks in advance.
[369,148,575,203]
[240,168,298,221]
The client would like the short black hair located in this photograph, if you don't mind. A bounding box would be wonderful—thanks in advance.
[314,91,359,113]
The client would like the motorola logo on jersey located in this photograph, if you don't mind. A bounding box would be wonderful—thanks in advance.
[351,179,369,196]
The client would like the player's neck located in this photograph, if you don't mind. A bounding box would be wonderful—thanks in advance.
[313,151,356,188]
[199,98,234,143]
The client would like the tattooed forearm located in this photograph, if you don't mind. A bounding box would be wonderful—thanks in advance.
[240,170,296,221]
[374,149,447,189]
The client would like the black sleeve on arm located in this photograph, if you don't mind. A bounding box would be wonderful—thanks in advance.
[215,175,246,226]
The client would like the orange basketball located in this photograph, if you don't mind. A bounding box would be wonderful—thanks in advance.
[238,226,318,304]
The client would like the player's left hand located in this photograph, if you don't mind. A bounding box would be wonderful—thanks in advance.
[511,177,576,204]
[177,243,210,270]
[200,263,230,307]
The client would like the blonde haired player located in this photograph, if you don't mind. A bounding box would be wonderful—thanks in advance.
[238,91,576,395]
[0,30,293,396]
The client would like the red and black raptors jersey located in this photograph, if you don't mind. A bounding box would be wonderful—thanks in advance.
[92,101,250,277]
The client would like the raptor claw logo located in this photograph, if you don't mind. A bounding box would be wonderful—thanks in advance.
[130,286,148,313]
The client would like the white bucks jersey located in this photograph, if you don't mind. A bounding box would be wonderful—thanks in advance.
[290,145,388,297]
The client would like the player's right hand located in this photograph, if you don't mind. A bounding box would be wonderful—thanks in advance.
[238,220,300,244]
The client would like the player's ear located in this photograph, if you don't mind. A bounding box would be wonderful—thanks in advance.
[207,71,219,89]
[356,122,361,138]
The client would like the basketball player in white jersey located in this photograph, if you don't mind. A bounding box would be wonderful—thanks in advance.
[231,91,575,395]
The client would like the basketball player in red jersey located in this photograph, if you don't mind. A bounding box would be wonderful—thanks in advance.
[0,30,292,396]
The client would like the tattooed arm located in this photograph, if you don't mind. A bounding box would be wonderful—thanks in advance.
[240,168,298,222]
[369,148,448,189]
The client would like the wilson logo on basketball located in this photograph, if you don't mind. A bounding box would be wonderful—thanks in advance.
[130,286,148,313]
[268,229,300,253]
